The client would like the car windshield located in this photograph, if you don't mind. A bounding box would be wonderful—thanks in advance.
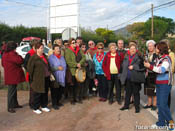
[21,46,30,52]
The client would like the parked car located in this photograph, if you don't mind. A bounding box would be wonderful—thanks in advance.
[19,37,41,46]
[16,45,49,58]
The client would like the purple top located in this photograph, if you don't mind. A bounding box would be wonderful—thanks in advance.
[48,54,66,87]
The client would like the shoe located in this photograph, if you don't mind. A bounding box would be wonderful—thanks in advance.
[14,105,23,108]
[120,106,129,111]
[99,98,103,101]
[130,101,134,104]
[8,108,16,113]
[143,105,152,109]
[57,103,64,107]
[53,105,59,110]
[77,100,83,104]
[151,106,157,111]
[33,109,42,114]
[101,98,107,102]
[41,107,50,112]
[74,99,78,103]
[109,100,113,105]
[135,109,140,113]
[117,100,122,105]
[70,101,76,105]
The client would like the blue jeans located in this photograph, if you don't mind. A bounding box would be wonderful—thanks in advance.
[156,84,173,126]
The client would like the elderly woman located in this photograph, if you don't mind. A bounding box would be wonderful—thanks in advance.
[144,40,158,110]
[81,43,95,99]
[2,41,25,113]
[65,38,86,105]
[93,42,108,101]
[48,44,66,110]
[120,41,145,113]
[102,43,123,105]
[144,41,174,128]
[48,39,64,56]
[27,42,51,114]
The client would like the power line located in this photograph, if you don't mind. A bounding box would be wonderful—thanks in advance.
[5,0,48,8]
[110,0,175,30]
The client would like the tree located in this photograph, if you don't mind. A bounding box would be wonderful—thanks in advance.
[127,22,145,39]
[144,18,169,41]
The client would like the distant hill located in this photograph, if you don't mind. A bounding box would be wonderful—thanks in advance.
[114,27,131,38]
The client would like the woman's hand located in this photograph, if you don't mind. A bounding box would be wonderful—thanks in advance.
[77,63,81,68]
[144,61,150,68]
[128,65,133,70]
[58,66,64,71]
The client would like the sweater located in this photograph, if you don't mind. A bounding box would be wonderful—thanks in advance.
[149,55,172,85]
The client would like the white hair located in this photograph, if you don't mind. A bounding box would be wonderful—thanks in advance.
[146,40,156,47]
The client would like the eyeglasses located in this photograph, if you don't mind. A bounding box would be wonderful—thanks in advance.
[98,48,103,50]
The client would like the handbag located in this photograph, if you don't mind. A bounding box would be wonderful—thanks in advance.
[131,70,146,83]
[50,73,59,88]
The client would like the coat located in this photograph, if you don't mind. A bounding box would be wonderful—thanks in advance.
[2,50,25,85]
[102,51,123,80]
[120,53,145,85]
[65,48,86,76]
[48,54,66,87]
[27,54,49,93]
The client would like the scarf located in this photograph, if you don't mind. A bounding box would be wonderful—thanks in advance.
[28,49,35,56]
[40,55,48,64]
[108,52,116,58]
[90,47,97,51]
[128,51,135,65]
[54,53,61,59]
[96,51,104,63]
[68,46,80,56]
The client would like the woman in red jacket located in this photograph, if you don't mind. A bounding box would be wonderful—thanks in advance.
[102,43,123,105]
[2,41,25,113]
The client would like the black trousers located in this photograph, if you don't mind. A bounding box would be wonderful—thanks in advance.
[32,77,49,110]
[29,86,34,108]
[108,74,121,102]
[77,82,85,100]
[8,85,19,109]
[124,79,141,110]
[50,86,64,106]
[69,76,77,101]
[88,79,95,95]
[96,75,108,99]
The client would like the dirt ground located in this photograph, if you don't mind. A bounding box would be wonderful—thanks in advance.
[0,90,158,131]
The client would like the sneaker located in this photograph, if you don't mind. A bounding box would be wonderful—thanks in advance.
[120,106,129,111]
[41,107,50,112]
[33,109,42,114]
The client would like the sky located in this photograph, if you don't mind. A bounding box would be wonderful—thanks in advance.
[0,0,175,30]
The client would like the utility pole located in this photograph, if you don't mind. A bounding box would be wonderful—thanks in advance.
[151,4,154,39]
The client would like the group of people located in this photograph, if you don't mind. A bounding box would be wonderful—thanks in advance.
[1,37,174,128]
